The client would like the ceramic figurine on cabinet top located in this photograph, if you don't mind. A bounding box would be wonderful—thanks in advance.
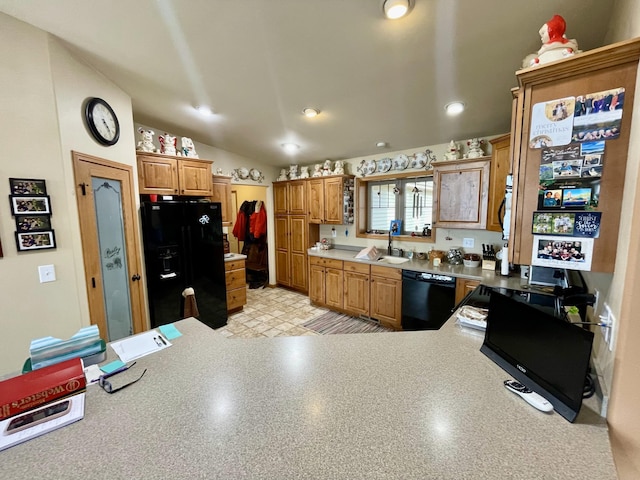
[136,128,157,153]
[322,159,332,176]
[300,166,310,179]
[216,168,223,175]
[443,140,461,160]
[465,138,485,158]
[289,164,299,179]
[312,164,323,177]
[158,133,177,156]
[181,137,199,158]
[277,168,288,181]
[523,14,580,68]
[333,160,345,175]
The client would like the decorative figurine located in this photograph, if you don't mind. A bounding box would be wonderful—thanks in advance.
[158,133,177,156]
[333,160,345,175]
[465,138,485,158]
[523,14,580,68]
[289,164,299,179]
[443,140,461,160]
[136,128,157,153]
[181,137,199,158]
[322,159,332,176]
[277,168,288,181]
[300,166,310,179]
[312,164,323,177]
[216,168,223,175]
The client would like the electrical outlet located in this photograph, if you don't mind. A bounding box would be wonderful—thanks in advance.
[600,303,615,351]
[593,289,600,313]
[462,237,475,248]
[38,264,56,283]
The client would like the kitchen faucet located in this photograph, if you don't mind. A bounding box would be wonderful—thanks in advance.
[388,229,393,255]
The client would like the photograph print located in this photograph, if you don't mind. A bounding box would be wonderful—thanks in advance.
[572,87,624,142]
[9,178,47,196]
[531,211,601,238]
[531,236,594,271]
[15,214,52,233]
[15,230,56,252]
[9,195,51,215]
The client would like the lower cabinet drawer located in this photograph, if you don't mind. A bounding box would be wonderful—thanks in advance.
[226,270,246,291]
[227,287,247,311]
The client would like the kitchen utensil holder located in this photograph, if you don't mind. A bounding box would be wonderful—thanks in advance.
[482,259,496,271]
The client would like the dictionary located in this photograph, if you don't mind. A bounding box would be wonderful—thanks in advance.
[0,357,85,421]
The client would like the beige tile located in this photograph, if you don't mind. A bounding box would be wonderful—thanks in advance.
[252,323,272,333]
[262,328,281,338]
[274,322,295,331]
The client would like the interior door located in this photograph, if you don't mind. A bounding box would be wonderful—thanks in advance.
[72,151,146,341]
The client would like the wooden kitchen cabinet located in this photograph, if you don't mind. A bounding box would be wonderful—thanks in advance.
[308,176,355,224]
[508,39,640,272]
[370,265,402,330]
[275,214,308,291]
[225,259,247,313]
[343,261,370,317]
[455,278,480,305]
[432,157,490,230]
[137,152,213,196]
[309,256,344,308]
[210,175,233,225]
[487,134,511,232]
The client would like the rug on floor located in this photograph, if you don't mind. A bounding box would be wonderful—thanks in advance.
[303,311,394,334]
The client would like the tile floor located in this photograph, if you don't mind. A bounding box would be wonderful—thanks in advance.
[216,286,328,339]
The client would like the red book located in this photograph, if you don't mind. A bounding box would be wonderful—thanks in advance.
[0,358,86,421]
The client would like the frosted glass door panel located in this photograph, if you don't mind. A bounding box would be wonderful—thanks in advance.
[93,177,133,341]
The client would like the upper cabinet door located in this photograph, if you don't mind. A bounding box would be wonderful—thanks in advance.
[323,177,344,224]
[178,159,213,196]
[308,178,324,223]
[432,157,490,230]
[137,155,179,194]
[487,134,511,232]
[288,180,307,215]
[273,182,288,214]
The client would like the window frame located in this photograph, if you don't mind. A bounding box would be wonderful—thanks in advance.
[356,171,435,244]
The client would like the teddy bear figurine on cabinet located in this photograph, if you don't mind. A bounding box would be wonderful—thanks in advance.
[465,138,485,158]
[443,140,461,160]
[312,164,323,177]
[158,133,177,156]
[322,159,333,176]
[136,128,157,153]
[300,166,310,179]
[181,137,199,158]
[333,160,345,175]
[277,168,288,181]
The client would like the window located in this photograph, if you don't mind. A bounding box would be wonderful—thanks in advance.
[367,176,433,234]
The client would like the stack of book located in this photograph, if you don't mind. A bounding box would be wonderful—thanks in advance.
[0,357,86,451]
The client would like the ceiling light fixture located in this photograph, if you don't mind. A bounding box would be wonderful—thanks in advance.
[302,108,320,118]
[281,143,300,154]
[383,0,411,19]
[376,142,387,148]
[444,101,465,116]
[196,105,213,116]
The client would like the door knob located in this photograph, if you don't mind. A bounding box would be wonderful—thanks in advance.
[131,274,141,281]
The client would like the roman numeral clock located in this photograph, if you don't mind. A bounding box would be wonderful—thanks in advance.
[84,97,120,146]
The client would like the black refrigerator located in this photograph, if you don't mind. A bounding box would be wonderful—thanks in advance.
[141,201,228,330]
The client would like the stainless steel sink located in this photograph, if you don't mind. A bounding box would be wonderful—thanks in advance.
[376,256,410,264]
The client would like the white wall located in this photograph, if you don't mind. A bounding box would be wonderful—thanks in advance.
[0,13,137,376]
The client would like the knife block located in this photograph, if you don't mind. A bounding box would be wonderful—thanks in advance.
[482,259,496,271]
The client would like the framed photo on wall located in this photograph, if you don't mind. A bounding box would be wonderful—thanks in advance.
[15,214,52,233]
[9,195,52,215]
[9,178,47,196]
[15,231,56,252]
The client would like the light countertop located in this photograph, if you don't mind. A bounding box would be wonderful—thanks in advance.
[224,252,247,262]
[2,317,616,479]
[309,247,526,290]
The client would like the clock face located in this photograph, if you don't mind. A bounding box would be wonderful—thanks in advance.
[85,97,120,146]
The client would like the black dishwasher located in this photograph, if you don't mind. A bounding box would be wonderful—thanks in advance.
[401,271,456,330]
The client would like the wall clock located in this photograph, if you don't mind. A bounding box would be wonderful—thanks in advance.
[84,97,120,146]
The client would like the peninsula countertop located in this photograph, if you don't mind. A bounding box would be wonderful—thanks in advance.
[2,317,615,479]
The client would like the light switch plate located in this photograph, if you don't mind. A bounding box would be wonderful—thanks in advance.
[462,237,475,248]
[38,264,56,283]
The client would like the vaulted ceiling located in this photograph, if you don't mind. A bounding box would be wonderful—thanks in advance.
[0,0,613,166]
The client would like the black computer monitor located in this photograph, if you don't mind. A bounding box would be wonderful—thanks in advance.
[480,291,594,422]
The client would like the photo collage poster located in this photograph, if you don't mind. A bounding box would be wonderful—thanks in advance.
[528,87,624,270]
[531,236,594,271]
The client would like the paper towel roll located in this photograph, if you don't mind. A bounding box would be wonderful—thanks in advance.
[500,245,509,276]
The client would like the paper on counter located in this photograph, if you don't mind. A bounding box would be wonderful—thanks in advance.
[84,364,103,384]
[110,330,172,363]
[159,324,182,340]
[100,360,125,374]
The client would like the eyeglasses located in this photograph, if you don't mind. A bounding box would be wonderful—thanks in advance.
[98,362,147,394]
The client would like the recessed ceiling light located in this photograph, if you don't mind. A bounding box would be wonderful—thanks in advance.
[376,142,387,148]
[196,105,213,116]
[445,102,465,115]
[302,108,320,118]
[281,143,300,154]
[383,0,411,19]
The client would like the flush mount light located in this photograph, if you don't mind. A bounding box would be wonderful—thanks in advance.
[376,142,387,148]
[195,105,213,116]
[302,108,320,118]
[444,101,465,116]
[383,0,411,19]
[281,143,300,154]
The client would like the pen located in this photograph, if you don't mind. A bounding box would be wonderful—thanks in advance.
[158,335,167,346]
[153,336,162,347]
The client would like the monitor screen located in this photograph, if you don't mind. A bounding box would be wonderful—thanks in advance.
[480,291,594,422]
